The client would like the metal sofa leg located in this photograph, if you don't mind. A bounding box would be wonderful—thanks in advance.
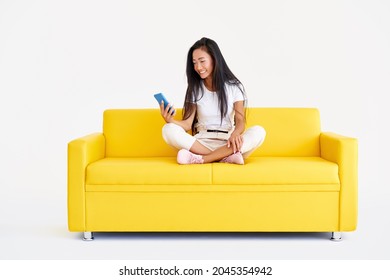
[330,231,342,241]
[83,231,94,241]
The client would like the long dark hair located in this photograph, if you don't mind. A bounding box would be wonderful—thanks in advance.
[183,37,246,133]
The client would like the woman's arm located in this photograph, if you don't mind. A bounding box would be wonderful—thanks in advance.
[228,100,245,153]
[159,101,196,132]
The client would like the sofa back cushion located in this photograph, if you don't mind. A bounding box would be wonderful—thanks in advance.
[104,109,178,157]
[103,107,320,157]
[246,108,320,156]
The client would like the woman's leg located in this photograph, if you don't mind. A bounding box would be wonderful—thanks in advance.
[199,144,235,163]
[241,125,266,158]
[177,141,239,164]
[164,123,265,164]
[162,123,212,154]
[197,125,266,162]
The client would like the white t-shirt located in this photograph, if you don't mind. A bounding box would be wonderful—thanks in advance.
[193,82,245,132]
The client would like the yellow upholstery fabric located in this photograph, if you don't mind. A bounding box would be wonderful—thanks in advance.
[103,109,179,157]
[85,192,339,232]
[212,157,339,185]
[86,157,339,186]
[103,108,321,157]
[320,132,358,231]
[245,108,321,156]
[86,157,212,185]
[68,133,105,231]
[68,108,358,234]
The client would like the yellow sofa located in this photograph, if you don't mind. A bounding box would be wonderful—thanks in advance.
[68,108,358,241]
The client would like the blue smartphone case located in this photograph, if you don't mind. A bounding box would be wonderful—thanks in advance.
[154,93,175,114]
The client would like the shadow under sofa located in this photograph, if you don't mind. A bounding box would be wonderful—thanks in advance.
[67,108,358,241]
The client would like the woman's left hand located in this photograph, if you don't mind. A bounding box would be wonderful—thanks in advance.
[227,132,243,154]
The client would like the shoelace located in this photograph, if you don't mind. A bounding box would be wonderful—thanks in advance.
[190,154,202,164]
[220,153,243,164]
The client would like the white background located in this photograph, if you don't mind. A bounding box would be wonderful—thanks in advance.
[0,0,389,262]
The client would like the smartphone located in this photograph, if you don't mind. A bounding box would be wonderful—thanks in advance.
[154,93,175,114]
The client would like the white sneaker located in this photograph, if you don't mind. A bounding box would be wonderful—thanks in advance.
[177,149,204,164]
[220,152,244,165]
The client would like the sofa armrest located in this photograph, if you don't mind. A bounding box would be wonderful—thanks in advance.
[68,133,105,231]
[320,132,358,231]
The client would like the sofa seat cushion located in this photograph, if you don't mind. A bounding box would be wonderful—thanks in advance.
[86,157,339,192]
[212,157,339,185]
[86,157,212,185]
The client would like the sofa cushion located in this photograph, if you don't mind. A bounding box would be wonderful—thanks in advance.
[103,109,179,157]
[86,157,212,185]
[212,157,339,185]
[103,108,321,157]
[245,108,321,157]
[86,157,339,190]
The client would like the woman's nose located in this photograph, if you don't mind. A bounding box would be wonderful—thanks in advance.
[194,63,202,71]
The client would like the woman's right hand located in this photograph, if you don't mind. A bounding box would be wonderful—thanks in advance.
[159,101,176,123]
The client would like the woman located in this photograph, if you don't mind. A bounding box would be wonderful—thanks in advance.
[159,37,266,164]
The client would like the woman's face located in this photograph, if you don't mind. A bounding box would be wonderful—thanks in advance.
[192,48,214,80]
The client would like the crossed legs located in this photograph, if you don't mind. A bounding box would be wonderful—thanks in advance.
[162,123,266,164]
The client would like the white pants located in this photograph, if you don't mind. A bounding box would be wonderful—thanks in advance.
[162,123,266,159]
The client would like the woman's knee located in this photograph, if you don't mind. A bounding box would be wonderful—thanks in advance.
[162,123,182,143]
[241,125,266,157]
[162,123,195,150]
[248,125,266,146]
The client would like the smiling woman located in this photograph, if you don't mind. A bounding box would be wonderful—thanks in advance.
[157,37,266,165]
[192,48,214,88]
